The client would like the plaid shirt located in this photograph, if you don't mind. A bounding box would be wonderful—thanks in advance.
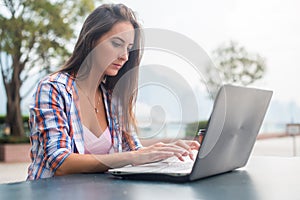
[27,72,142,180]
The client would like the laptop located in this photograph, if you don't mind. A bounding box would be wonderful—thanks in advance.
[108,84,273,182]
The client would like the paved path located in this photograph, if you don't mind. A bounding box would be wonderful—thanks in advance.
[252,135,300,157]
[0,162,30,184]
[1,136,300,184]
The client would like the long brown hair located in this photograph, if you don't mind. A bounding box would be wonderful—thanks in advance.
[60,4,143,133]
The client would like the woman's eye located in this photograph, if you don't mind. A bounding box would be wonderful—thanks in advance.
[112,41,122,47]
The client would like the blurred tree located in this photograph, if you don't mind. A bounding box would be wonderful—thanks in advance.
[185,120,208,139]
[0,0,97,136]
[206,41,266,97]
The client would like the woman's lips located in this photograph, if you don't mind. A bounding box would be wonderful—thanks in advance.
[112,63,122,69]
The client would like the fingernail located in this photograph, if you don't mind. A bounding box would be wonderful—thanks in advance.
[190,153,194,161]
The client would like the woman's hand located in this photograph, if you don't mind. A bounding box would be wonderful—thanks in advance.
[54,140,200,176]
[131,140,200,166]
[170,140,200,161]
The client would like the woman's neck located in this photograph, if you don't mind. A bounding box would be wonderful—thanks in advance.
[75,66,105,96]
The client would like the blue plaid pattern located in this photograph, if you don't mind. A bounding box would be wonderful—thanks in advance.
[27,72,142,180]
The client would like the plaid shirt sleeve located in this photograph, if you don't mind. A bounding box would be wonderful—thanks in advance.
[27,77,72,180]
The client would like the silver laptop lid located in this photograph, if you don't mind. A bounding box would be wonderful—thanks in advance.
[190,84,272,181]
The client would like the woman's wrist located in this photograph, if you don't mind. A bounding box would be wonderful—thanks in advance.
[127,150,138,166]
[100,151,136,168]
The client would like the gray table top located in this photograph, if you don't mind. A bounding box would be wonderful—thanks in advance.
[1,156,300,200]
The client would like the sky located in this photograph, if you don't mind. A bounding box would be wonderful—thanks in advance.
[106,0,300,127]
[111,0,300,102]
[1,0,300,128]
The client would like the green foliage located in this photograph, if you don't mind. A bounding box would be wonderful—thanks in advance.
[0,115,30,139]
[207,41,266,96]
[0,135,30,144]
[0,0,99,137]
[185,120,208,138]
[0,115,29,124]
[0,0,97,76]
[0,115,5,124]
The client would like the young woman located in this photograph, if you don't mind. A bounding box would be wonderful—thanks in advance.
[27,3,200,180]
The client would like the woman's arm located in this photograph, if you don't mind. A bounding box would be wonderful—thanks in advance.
[55,140,200,176]
[54,152,133,176]
[54,148,171,176]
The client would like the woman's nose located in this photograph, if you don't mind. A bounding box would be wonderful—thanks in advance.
[118,50,129,61]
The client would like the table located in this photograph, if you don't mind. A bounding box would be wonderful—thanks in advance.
[1,156,299,200]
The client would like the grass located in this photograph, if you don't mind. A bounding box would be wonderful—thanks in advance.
[0,135,30,144]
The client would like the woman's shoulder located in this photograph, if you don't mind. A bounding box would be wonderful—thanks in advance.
[32,72,76,105]
[37,72,75,92]
[40,71,74,84]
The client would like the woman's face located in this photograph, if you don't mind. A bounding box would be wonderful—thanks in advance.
[93,21,135,77]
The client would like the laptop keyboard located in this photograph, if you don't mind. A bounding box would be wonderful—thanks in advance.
[109,150,198,174]
[159,160,194,172]
[149,150,198,173]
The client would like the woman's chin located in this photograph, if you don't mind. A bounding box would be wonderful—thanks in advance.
[105,70,119,77]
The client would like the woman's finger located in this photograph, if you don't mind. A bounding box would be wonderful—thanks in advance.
[174,152,185,162]
[172,140,196,151]
[141,143,188,156]
[133,150,174,165]
[141,141,199,162]
[154,146,189,155]
[185,140,201,150]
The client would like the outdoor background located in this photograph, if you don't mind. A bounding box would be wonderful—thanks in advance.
[1,0,300,183]
[2,0,300,131]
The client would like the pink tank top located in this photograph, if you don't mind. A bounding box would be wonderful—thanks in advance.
[83,125,112,154]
